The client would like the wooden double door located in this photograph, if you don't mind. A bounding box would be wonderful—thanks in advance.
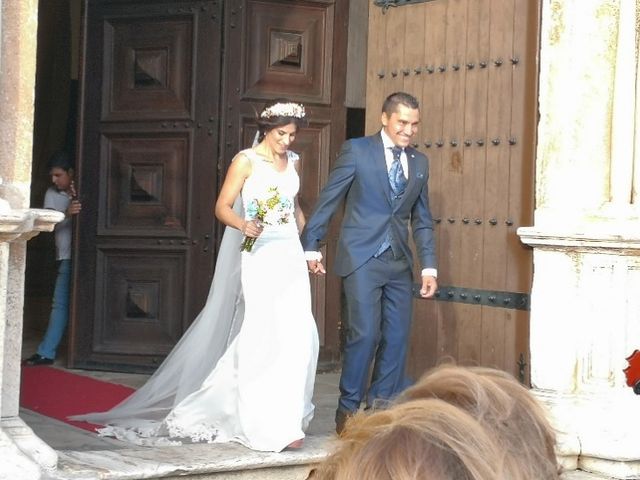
[71,0,347,371]
[366,0,541,383]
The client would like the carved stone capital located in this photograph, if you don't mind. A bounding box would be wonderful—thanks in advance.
[0,207,63,244]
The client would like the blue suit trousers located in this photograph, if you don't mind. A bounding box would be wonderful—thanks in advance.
[338,249,414,413]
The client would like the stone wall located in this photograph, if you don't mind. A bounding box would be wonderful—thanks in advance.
[519,0,640,477]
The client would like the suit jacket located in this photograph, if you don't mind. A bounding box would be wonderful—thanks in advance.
[301,132,437,277]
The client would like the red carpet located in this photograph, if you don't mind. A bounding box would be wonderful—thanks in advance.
[20,366,135,432]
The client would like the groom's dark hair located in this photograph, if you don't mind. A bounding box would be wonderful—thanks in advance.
[382,92,420,115]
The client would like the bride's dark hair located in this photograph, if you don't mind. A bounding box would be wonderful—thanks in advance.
[255,98,308,143]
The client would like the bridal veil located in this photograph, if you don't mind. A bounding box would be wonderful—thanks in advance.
[70,197,246,443]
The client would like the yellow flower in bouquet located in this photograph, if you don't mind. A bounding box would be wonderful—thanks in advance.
[241,187,293,252]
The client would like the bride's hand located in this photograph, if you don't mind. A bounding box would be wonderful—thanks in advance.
[241,220,264,238]
[307,259,326,276]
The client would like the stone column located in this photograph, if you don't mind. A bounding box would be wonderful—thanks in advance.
[0,207,62,479]
[0,1,64,478]
[518,0,640,477]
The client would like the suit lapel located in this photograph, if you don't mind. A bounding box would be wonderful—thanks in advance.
[371,133,392,204]
[404,147,418,198]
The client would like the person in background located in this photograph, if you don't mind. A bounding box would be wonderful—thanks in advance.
[397,364,560,479]
[23,151,81,366]
[312,398,505,480]
[312,365,560,480]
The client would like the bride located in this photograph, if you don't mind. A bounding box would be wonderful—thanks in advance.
[71,100,319,452]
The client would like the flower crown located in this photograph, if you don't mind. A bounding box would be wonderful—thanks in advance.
[260,102,306,119]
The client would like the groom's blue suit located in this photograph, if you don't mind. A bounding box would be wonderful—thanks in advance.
[301,131,436,415]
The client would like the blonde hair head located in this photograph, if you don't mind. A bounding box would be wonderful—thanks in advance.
[399,365,560,479]
[314,399,505,480]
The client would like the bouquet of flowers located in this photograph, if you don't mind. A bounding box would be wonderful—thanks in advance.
[241,187,293,252]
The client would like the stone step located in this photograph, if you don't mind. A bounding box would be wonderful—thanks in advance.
[46,436,617,480]
[47,434,334,480]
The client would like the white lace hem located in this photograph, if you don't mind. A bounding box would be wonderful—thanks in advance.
[164,415,219,444]
[95,418,221,447]
[96,425,180,447]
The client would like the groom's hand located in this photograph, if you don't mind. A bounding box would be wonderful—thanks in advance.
[307,260,326,276]
[420,275,437,298]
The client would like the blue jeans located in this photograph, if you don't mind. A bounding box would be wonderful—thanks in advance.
[37,259,71,360]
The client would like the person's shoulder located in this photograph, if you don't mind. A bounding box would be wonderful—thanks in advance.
[348,133,379,147]
[227,151,253,177]
[236,148,254,160]
[43,187,68,212]
[232,150,253,166]
[341,133,380,153]
[44,186,64,202]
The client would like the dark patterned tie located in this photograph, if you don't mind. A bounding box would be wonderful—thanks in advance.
[389,146,407,196]
[374,146,408,258]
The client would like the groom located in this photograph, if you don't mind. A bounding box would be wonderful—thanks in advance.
[301,91,438,434]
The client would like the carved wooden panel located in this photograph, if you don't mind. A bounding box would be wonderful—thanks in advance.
[73,0,223,371]
[93,247,186,355]
[103,15,194,120]
[99,133,190,235]
[290,124,331,215]
[243,0,334,103]
[292,123,331,343]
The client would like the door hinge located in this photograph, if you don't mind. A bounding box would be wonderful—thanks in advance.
[413,284,530,311]
[518,353,528,385]
[374,0,438,13]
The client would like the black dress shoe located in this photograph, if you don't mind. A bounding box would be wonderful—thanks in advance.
[22,354,54,366]
[335,409,355,436]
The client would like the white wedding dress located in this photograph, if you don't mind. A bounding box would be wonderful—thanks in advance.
[71,149,319,452]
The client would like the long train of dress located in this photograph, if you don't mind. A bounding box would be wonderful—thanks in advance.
[71,150,319,452]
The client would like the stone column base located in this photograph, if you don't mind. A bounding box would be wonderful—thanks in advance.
[0,426,43,479]
[0,209,64,480]
[519,222,640,479]
[535,389,640,478]
[1,416,57,476]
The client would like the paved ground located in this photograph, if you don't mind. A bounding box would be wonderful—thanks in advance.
[20,367,340,452]
[18,336,616,479]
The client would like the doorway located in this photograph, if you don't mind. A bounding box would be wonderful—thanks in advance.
[23,0,83,365]
[26,0,351,373]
